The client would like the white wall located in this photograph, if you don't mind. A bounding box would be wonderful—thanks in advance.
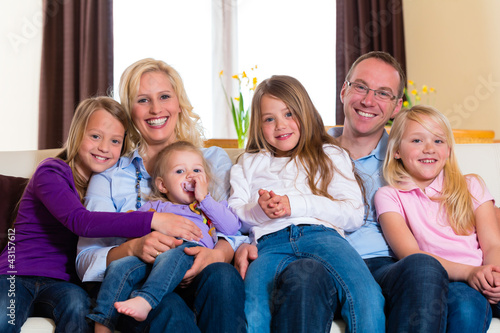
[0,0,42,151]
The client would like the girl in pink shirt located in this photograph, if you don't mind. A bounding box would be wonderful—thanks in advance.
[374,105,500,332]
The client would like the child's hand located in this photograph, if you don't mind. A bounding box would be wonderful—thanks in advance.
[480,267,500,304]
[270,191,291,218]
[191,173,209,202]
[467,265,500,294]
[258,189,291,219]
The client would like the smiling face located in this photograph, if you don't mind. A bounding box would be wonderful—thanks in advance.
[155,150,205,204]
[341,58,402,139]
[76,109,125,181]
[131,71,181,150]
[395,117,451,190]
[260,94,301,157]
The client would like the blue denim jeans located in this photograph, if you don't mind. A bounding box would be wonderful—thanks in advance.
[366,254,448,333]
[271,258,338,333]
[0,275,91,333]
[88,242,198,331]
[447,281,492,333]
[245,225,385,333]
[89,261,245,333]
[271,252,448,333]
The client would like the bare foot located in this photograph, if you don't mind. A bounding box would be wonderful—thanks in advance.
[94,322,112,333]
[114,296,152,322]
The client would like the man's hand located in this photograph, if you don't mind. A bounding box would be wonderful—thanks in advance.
[234,243,258,279]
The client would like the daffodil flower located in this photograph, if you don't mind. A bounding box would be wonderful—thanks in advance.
[411,89,417,95]
[422,85,428,94]
[403,101,409,108]
[408,80,414,85]
[220,67,259,148]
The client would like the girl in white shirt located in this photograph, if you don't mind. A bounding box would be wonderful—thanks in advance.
[228,75,385,333]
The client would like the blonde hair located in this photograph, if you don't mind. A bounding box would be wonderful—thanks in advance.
[247,75,357,200]
[58,96,132,201]
[384,105,477,235]
[118,58,204,155]
[148,141,214,202]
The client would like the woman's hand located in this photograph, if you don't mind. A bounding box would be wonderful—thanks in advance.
[179,246,224,286]
[107,231,183,265]
[180,239,234,286]
[234,243,258,279]
[151,212,202,242]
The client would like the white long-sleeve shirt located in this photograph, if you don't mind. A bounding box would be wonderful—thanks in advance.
[228,145,365,243]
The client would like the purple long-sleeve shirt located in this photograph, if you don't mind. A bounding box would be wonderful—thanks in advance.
[0,158,153,282]
[139,194,241,249]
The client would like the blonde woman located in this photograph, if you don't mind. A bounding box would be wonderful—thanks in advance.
[77,59,245,332]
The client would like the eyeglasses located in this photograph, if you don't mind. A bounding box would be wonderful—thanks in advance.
[345,81,397,101]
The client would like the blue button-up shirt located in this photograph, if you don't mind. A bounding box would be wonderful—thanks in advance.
[328,127,393,259]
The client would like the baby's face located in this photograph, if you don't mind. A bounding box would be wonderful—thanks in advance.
[156,150,205,204]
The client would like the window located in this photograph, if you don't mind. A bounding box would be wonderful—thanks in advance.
[114,0,336,139]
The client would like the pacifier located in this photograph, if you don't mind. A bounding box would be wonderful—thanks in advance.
[182,181,195,192]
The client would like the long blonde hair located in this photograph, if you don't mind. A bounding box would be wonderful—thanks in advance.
[148,141,215,202]
[247,75,356,200]
[118,58,204,155]
[384,105,477,235]
[58,96,132,201]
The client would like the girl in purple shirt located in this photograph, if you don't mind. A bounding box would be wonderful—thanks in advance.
[375,105,500,332]
[0,97,200,333]
[89,141,240,332]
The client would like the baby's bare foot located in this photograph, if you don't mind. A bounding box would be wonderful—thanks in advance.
[114,296,152,322]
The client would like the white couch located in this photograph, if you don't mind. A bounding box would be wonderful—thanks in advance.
[1,144,500,332]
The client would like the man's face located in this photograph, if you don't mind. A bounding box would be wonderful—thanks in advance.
[341,58,403,138]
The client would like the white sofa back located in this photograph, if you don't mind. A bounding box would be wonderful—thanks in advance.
[1,144,499,203]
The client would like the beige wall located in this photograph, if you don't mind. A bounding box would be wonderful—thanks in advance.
[404,0,500,140]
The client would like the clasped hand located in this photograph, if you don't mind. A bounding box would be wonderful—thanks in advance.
[468,265,500,304]
[258,189,291,218]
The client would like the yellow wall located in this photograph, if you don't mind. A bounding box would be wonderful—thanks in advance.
[404,0,500,140]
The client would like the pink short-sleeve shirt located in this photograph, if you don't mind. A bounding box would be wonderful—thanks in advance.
[374,171,494,266]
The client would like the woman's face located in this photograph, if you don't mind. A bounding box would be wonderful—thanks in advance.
[131,71,181,148]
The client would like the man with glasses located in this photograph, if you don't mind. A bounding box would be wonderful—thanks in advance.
[235,51,449,332]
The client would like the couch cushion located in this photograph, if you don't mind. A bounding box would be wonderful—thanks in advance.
[0,174,28,251]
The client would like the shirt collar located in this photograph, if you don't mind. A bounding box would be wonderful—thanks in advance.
[118,149,144,170]
[330,127,388,162]
[396,170,445,194]
[371,130,388,162]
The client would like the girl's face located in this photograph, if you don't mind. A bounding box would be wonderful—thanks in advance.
[260,94,300,157]
[395,117,451,190]
[155,150,205,204]
[131,71,181,149]
[76,109,125,181]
